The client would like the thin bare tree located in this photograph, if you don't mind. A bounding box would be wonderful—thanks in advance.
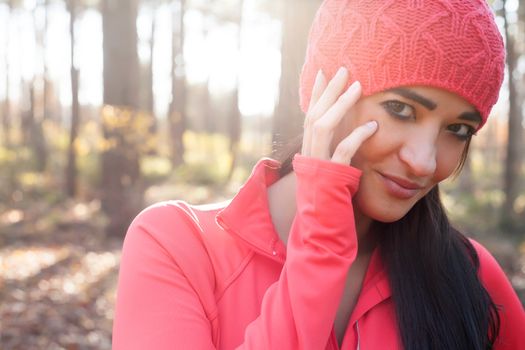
[168,0,186,167]
[2,0,14,148]
[42,0,50,121]
[501,0,524,229]
[65,0,80,197]
[272,0,320,150]
[147,2,158,134]
[101,0,142,236]
[226,0,244,181]
[29,0,48,172]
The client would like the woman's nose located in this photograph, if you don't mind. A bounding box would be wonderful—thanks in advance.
[399,132,438,177]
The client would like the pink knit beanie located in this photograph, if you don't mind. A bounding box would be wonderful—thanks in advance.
[299,0,505,129]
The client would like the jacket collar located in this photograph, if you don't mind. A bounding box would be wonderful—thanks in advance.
[350,248,392,322]
[216,158,286,263]
[216,157,391,306]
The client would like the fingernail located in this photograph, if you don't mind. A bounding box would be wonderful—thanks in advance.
[366,120,378,129]
[315,69,324,84]
[336,66,348,77]
[341,81,361,99]
[347,80,361,93]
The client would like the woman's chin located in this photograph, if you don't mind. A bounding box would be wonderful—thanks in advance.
[354,195,411,224]
[370,212,407,224]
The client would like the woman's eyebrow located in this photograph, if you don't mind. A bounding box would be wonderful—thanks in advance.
[458,111,482,125]
[387,88,437,110]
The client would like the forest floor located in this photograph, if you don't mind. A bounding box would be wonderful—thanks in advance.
[0,183,524,350]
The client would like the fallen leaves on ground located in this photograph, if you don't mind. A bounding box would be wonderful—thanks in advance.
[0,199,121,350]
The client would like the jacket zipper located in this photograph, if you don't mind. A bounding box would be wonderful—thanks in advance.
[330,321,360,350]
[356,320,361,350]
[330,329,339,350]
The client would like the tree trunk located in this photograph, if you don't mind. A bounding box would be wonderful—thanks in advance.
[272,0,320,151]
[2,1,12,148]
[29,4,48,172]
[147,7,157,134]
[501,0,524,229]
[226,0,244,181]
[43,0,50,121]
[65,0,80,198]
[101,0,142,237]
[227,90,241,180]
[28,80,48,172]
[168,0,186,167]
[202,23,214,134]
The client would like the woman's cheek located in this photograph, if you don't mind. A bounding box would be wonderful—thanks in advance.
[330,112,357,154]
[329,102,384,155]
[434,150,463,183]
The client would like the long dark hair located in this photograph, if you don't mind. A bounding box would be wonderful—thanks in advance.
[273,136,500,349]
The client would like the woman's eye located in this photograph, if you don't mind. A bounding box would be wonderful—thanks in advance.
[447,124,475,140]
[380,100,415,120]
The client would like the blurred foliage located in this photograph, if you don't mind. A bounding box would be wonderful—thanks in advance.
[100,105,157,155]
[140,155,172,182]
[442,150,525,237]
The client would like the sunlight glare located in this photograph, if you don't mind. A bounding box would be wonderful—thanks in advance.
[208,22,239,93]
[0,247,70,281]
[0,209,24,224]
[184,9,209,84]
[239,11,281,117]
[77,10,102,106]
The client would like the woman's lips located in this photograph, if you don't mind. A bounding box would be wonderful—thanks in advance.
[379,173,424,199]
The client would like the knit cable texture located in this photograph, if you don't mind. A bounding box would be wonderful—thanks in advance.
[300,0,505,128]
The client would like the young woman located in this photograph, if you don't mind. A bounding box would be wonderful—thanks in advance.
[113,0,525,349]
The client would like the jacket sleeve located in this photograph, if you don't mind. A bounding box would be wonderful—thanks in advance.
[238,154,361,349]
[112,155,361,350]
[471,240,525,349]
[112,202,218,350]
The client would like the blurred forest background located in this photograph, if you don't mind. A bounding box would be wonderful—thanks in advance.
[0,0,523,348]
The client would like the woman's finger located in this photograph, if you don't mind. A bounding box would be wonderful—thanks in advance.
[303,70,328,156]
[303,67,349,157]
[331,121,378,165]
[308,67,349,122]
[308,70,327,116]
[310,81,362,159]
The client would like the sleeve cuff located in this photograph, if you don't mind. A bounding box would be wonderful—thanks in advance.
[292,154,362,186]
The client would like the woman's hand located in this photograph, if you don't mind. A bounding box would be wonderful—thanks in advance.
[302,67,378,164]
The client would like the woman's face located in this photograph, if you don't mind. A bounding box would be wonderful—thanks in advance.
[332,86,481,223]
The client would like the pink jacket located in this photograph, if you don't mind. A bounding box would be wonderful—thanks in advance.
[113,156,525,349]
